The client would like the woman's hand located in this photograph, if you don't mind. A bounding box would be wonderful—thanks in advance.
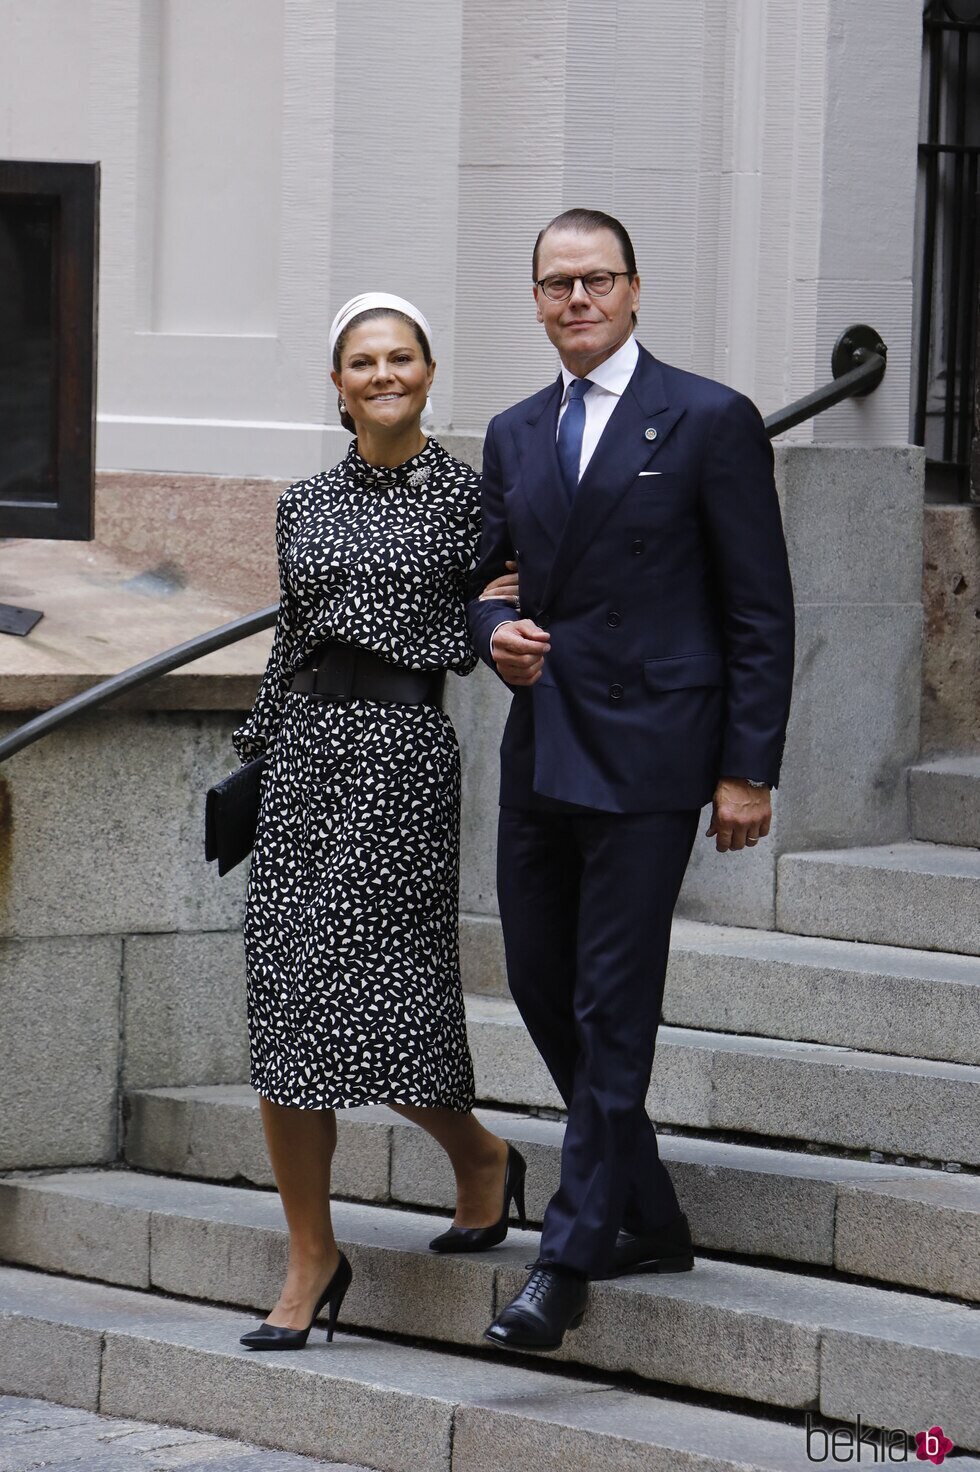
[479,559,519,606]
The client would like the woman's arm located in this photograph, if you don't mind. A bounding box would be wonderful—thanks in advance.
[232,494,298,763]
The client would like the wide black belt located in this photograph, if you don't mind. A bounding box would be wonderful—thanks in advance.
[290,642,445,708]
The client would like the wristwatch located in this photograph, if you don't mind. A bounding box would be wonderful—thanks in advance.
[746,778,770,789]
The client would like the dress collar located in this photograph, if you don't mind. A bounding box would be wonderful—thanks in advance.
[343,435,440,487]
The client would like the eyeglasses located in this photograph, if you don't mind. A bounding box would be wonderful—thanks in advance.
[533,270,633,302]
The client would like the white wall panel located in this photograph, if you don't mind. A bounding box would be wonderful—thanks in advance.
[91,0,338,460]
[690,0,728,381]
[0,1,94,158]
[453,0,569,427]
[327,1,463,426]
[0,0,924,469]
[453,165,564,426]
[812,279,915,445]
[149,0,283,335]
[458,2,567,167]
[611,168,700,368]
[811,0,921,444]
[612,0,707,173]
[273,0,337,424]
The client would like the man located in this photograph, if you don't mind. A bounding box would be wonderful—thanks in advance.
[466,208,795,1353]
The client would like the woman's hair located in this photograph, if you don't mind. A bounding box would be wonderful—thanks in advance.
[332,308,432,433]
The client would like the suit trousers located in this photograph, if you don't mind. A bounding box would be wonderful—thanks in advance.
[496,803,700,1278]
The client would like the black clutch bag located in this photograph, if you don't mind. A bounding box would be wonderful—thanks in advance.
[205,754,266,876]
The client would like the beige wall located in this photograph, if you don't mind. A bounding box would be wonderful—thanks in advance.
[0,0,923,477]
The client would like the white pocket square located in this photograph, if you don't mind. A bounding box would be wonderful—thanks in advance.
[638,471,662,477]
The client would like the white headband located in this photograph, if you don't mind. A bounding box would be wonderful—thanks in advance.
[329,293,435,432]
[329,292,434,361]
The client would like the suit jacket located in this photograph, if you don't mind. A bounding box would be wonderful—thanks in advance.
[466,344,795,813]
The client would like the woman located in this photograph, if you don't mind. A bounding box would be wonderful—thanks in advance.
[233,293,525,1350]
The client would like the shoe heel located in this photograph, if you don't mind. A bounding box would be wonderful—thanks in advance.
[324,1254,353,1343]
[510,1157,528,1231]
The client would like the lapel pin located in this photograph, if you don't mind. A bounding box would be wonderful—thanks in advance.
[645,427,658,441]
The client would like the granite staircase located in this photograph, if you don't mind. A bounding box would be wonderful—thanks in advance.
[1,759,978,1470]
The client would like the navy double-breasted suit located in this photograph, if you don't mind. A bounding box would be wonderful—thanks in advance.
[466,343,794,1276]
[468,344,794,808]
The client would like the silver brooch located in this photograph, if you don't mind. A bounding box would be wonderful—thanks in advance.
[407,463,432,488]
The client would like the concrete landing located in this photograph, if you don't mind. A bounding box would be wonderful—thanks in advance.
[0,535,272,712]
[0,1393,365,1471]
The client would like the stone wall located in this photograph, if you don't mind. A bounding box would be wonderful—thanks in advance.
[0,711,250,1171]
[921,505,980,755]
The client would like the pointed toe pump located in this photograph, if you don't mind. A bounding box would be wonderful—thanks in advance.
[239,1252,353,1350]
[428,1144,528,1253]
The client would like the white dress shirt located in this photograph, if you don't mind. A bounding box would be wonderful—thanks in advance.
[557,332,639,480]
[487,334,640,656]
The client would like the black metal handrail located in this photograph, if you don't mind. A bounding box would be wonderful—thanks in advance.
[915,0,979,497]
[0,321,886,767]
[0,604,278,763]
[763,324,886,438]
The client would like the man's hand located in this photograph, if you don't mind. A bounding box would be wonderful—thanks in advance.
[492,619,551,686]
[706,777,771,853]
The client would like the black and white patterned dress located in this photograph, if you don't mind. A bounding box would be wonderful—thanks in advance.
[233,437,481,1112]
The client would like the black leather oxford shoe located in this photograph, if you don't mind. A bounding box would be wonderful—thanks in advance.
[608,1212,695,1278]
[484,1264,588,1352]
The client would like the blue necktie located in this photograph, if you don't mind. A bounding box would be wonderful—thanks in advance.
[557,378,593,499]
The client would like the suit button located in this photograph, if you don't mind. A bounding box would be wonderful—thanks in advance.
[606,611,622,628]
[609,683,624,701]
[631,538,645,556]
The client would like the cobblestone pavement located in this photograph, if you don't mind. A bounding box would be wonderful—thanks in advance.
[0,1397,369,1472]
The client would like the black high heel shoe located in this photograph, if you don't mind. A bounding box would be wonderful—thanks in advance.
[239,1252,353,1350]
[428,1144,528,1253]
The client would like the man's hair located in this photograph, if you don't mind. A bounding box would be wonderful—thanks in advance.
[532,208,638,281]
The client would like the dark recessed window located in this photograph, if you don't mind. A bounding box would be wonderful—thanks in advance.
[0,159,99,539]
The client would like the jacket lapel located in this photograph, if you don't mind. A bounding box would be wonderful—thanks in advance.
[513,377,567,545]
[540,348,685,613]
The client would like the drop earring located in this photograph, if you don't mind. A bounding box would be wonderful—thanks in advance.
[339,395,348,414]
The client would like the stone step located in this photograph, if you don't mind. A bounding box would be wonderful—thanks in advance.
[124,1085,980,1300]
[910,755,980,848]
[462,914,980,1066]
[776,842,980,954]
[1,1175,978,1453]
[666,919,980,1065]
[0,1265,858,1472]
[466,995,980,1166]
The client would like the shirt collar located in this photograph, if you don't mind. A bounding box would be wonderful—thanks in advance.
[560,333,639,399]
